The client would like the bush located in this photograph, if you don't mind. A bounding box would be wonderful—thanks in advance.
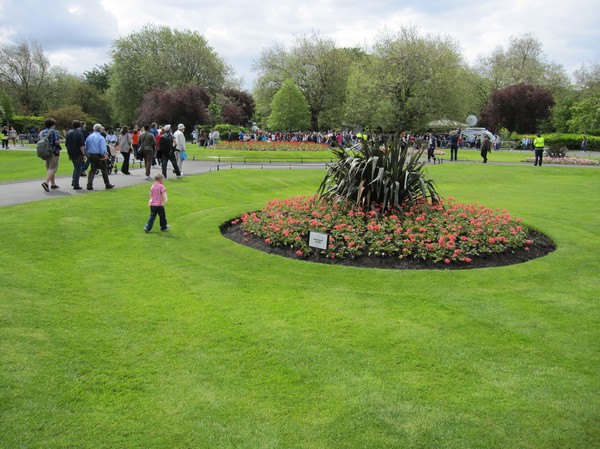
[317,135,439,213]
[544,134,600,151]
[196,124,250,141]
[546,145,568,158]
[9,115,45,133]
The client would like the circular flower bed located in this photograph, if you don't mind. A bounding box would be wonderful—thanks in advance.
[223,196,555,270]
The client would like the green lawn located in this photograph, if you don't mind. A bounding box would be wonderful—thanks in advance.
[0,163,599,448]
[2,147,597,183]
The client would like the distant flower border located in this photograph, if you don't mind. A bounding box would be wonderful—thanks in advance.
[523,156,599,166]
[231,196,532,265]
[213,141,329,152]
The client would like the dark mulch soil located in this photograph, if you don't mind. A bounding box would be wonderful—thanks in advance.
[220,220,556,270]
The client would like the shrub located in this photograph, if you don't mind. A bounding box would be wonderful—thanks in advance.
[317,135,439,213]
[10,115,45,133]
[546,145,568,158]
[196,124,250,141]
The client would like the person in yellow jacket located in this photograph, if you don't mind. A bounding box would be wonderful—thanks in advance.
[533,132,545,166]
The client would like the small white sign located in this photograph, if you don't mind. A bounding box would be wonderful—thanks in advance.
[309,231,329,250]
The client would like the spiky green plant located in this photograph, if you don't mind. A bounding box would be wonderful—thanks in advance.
[317,135,440,212]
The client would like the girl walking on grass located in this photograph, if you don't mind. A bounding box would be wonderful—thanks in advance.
[144,173,170,232]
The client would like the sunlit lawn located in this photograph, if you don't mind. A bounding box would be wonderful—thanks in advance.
[0,157,599,447]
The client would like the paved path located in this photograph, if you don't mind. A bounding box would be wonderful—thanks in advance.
[0,159,327,208]
[1,149,597,208]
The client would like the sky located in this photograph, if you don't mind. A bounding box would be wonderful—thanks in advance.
[1,0,599,90]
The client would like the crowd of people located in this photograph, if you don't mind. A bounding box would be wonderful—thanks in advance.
[38,119,187,193]
[37,118,183,232]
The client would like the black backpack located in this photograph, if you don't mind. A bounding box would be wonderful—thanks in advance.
[159,133,173,153]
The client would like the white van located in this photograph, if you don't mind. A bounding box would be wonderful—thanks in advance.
[461,128,495,147]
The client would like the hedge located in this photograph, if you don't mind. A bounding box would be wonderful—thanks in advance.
[513,133,599,151]
[194,124,251,141]
[544,134,600,151]
[7,115,45,133]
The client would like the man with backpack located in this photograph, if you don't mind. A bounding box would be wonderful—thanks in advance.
[159,125,182,179]
[40,118,61,192]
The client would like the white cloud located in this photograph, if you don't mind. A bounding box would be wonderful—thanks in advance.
[1,0,598,88]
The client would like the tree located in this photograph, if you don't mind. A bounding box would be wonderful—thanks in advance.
[109,24,228,124]
[343,55,395,131]
[84,64,112,93]
[222,88,255,125]
[481,83,555,133]
[69,83,112,125]
[567,94,600,133]
[267,79,311,131]
[0,92,14,124]
[254,33,356,130]
[346,26,465,132]
[222,104,244,126]
[0,39,50,114]
[137,86,211,131]
[474,33,569,103]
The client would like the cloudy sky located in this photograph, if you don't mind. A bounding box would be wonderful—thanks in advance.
[1,0,598,89]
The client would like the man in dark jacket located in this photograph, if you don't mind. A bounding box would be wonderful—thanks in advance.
[65,120,86,190]
[158,125,182,179]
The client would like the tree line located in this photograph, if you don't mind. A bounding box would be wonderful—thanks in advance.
[1,25,598,135]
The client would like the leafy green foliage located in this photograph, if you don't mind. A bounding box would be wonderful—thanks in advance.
[9,115,44,133]
[83,63,112,93]
[318,135,439,212]
[345,26,467,132]
[254,33,357,130]
[108,25,227,124]
[267,79,311,131]
[511,133,600,151]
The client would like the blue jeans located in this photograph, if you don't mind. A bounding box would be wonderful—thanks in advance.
[70,154,83,187]
[145,206,167,230]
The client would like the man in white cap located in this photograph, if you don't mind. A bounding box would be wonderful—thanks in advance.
[173,123,186,175]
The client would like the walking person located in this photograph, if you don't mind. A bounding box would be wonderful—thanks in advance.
[65,120,85,190]
[449,130,459,161]
[581,135,587,153]
[533,132,545,166]
[131,126,140,159]
[427,132,437,163]
[173,123,186,175]
[1,126,9,149]
[85,124,114,190]
[138,124,156,180]
[80,121,91,177]
[480,134,491,163]
[118,126,132,174]
[143,173,170,233]
[40,118,61,192]
[198,128,207,147]
[9,127,18,147]
[158,125,182,179]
